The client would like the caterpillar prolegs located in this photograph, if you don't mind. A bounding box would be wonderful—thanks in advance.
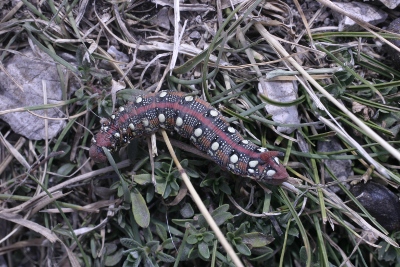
[89,91,289,184]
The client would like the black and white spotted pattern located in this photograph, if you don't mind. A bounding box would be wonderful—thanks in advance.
[89,90,289,184]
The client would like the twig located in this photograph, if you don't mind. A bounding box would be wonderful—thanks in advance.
[160,130,244,267]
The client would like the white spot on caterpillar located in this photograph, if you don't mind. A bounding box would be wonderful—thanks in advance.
[273,157,280,165]
[142,118,149,127]
[158,114,166,123]
[159,91,167,97]
[136,96,143,103]
[211,142,219,151]
[114,132,120,138]
[229,164,235,169]
[119,106,125,112]
[257,147,267,153]
[249,160,258,168]
[122,128,127,133]
[129,123,135,130]
[227,127,235,133]
[209,110,218,117]
[267,169,276,177]
[185,95,194,102]
[230,154,238,163]
[194,128,203,137]
[248,169,255,174]
[111,115,116,120]
[241,140,249,144]
[176,117,183,127]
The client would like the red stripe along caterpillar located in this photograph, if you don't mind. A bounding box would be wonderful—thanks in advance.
[89,91,289,184]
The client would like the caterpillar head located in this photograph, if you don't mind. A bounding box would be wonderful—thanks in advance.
[89,118,116,163]
[257,151,289,184]
[89,136,108,163]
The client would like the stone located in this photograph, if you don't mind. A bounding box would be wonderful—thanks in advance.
[0,46,77,140]
[332,2,388,31]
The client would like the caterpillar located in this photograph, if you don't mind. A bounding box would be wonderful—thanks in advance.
[89,91,289,184]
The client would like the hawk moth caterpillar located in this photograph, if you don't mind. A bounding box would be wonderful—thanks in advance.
[89,90,289,184]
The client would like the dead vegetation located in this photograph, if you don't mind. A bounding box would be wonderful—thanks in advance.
[1,0,400,266]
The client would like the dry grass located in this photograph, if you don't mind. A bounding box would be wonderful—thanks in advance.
[0,0,400,266]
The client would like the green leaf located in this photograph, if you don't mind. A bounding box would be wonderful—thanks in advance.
[377,241,397,261]
[202,232,214,243]
[184,167,200,178]
[105,248,124,266]
[143,224,153,243]
[227,223,235,233]
[200,179,213,187]
[146,186,155,203]
[335,70,354,86]
[155,223,168,242]
[105,243,118,255]
[212,204,230,214]
[103,147,130,203]
[90,238,97,259]
[234,223,248,236]
[198,241,210,259]
[51,226,74,238]
[299,246,308,265]
[287,226,299,237]
[170,180,179,191]
[120,238,141,249]
[171,219,194,227]
[156,251,175,262]
[163,184,172,198]
[212,212,234,226]
[89,67,112,80]
[155,180,167,195]
[249,247,274,261]
[186,235,198,245]
[180,203,194,218]
[161,162,172,170]
[173,49,211,74]
[130,189,150,228]
[76,45,90,67]
[235,242,251,256]
[219,183,232,194]
[126,252,142,267]
[180,159,189,167]
[241,232,274,248]
[198,204,233,227]
[146,241,159,253]
[144,255,157,267]
[162,237,181,249]
[56,163,75,176]
[154,168,166,177]
[133,174,152,184]
[127,250,140,259]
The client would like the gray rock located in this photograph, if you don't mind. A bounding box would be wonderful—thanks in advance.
[332,2,388,31]
[386,18,400,69]
[378,0,400,9]
[259,81,299,134]
[0,46,77,140]
[318,138,352,193]
[349,182,400,232]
